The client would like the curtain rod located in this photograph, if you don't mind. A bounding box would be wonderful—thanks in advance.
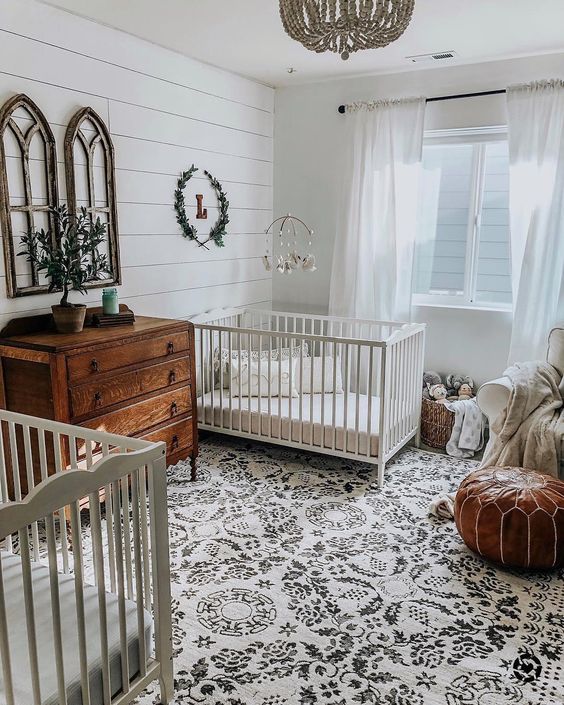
[337,89,506,114]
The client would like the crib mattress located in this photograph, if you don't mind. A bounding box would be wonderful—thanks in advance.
[201,391,382,457]
[0,550,152,705]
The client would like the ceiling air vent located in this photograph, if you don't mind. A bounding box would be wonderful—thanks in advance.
[406,50,457,64]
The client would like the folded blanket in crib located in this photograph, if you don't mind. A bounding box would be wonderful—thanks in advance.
[481,361,564,478]
[445,398,485,459]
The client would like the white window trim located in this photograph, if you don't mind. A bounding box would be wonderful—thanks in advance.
[412,125,513,314]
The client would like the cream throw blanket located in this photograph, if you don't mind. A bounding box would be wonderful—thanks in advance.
[481,361,564,478]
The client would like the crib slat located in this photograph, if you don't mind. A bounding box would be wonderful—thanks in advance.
[138,466,151,611]
[7,423,21,501]
[19,527,42,705]
[199,327,205,421]
[121,476,134,598]
[53,433,70,574]
[22,424,39,564]
[90,493,112,704]
[0,552,15,705]
[277,336,282,439]
[38,429,48,481]
[247,332,252,427]
[299,341,304,445]
[267,333,272,437]
[367,346,374,458]
[331,344,337,450]
[228,332,233,431]
[0,426,12,553]
[131,471,147,678]
[321,339,326,448]
[103,444,117,593]
[46,512,68,705]
[343,343,349,452]
[218,333,224,428]
[309,338,314,447]
[355,344,361,456]
[258,333,263,437]
[69,500,91,705]
[209,329,215,428]
[113,478,130,693]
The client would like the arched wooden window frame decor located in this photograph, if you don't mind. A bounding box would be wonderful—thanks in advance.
[0,93,59,298]
[64,106,121,288]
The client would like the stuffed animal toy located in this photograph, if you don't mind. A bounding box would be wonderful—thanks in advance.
[446,374,475,398]
[422,371,442,399]
[457,382,475,401]
[427,382,448,404]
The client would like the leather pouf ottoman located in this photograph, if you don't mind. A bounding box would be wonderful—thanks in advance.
[455,466,564,570]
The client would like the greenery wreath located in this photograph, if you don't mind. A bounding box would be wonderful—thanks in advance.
[174,165,230,249]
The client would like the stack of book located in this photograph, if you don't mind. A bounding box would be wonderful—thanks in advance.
[88,307,135,328]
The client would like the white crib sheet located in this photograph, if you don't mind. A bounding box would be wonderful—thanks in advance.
[201,391,381,457]
[0,550,152,705]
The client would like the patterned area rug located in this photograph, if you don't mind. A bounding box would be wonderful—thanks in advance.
[137,437,564,705]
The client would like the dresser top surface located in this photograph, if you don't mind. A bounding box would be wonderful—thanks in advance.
[0,316,189,353]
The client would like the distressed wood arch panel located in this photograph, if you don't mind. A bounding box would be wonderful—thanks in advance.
[0,93,59,297]
[65,106,121,288]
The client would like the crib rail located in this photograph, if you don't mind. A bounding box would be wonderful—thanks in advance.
[194,309,425,486]
[0,411,172,705]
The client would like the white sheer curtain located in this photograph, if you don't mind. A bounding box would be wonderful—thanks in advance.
[507,79,564,362]
[329,97,426,322]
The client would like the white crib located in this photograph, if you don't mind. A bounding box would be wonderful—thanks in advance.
[0,410,173,705]
[194,309,426,486]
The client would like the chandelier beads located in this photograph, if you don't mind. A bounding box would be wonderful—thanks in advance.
[279,0,416,60]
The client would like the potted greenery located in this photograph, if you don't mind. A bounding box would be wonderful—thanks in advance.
[19,205,110,333]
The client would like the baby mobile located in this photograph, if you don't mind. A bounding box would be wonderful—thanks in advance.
[262,214,317,274]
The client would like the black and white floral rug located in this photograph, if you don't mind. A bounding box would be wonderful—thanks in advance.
[137,436,564,705]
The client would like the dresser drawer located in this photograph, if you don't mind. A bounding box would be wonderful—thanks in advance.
[141,420,193,457]
[82,386,192,437]
[67,331,190,382]
[71,357,191,418]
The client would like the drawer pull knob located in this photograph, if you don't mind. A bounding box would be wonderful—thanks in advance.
[169,370,177,384]
[170,401,178,416]
[171,435,179,450]
[167,341,175,355]
[94,391,102,407]
[91,359,99,372]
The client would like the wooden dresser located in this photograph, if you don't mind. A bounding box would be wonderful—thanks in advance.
[0,314,197,492]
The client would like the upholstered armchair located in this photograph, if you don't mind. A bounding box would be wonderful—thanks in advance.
[477,326,564,454]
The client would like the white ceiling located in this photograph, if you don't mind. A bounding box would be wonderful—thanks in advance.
[42,0,564,87]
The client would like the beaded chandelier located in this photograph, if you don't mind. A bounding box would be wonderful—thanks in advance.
[279,0,415,60]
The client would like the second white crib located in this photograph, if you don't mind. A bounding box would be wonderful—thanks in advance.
[194,309,426,487]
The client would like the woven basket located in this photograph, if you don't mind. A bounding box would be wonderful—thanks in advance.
[420,397,455,449]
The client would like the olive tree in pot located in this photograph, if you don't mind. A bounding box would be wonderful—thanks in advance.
[19,206,110,333]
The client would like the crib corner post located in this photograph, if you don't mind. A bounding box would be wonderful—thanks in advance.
[377,458,386,489]
[148,448,174,704]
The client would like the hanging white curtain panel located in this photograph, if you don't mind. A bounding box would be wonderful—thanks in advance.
[507,79,564,362]
[329,96,426,322]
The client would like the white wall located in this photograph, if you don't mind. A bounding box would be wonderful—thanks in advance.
[273,52,564,384]
[0,0,273,330]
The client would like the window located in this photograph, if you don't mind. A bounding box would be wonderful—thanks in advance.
[413,128,512,310]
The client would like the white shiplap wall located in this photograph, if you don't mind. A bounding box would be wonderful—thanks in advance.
[0,0,273,329]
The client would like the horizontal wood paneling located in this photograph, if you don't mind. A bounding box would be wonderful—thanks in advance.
[2,0,273,112]
[0,0,273,326]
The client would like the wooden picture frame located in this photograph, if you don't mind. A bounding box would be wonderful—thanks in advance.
[0,93,59,298]
[64,106,121,289]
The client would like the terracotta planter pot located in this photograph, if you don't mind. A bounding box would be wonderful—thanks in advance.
[51,304,87,333]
